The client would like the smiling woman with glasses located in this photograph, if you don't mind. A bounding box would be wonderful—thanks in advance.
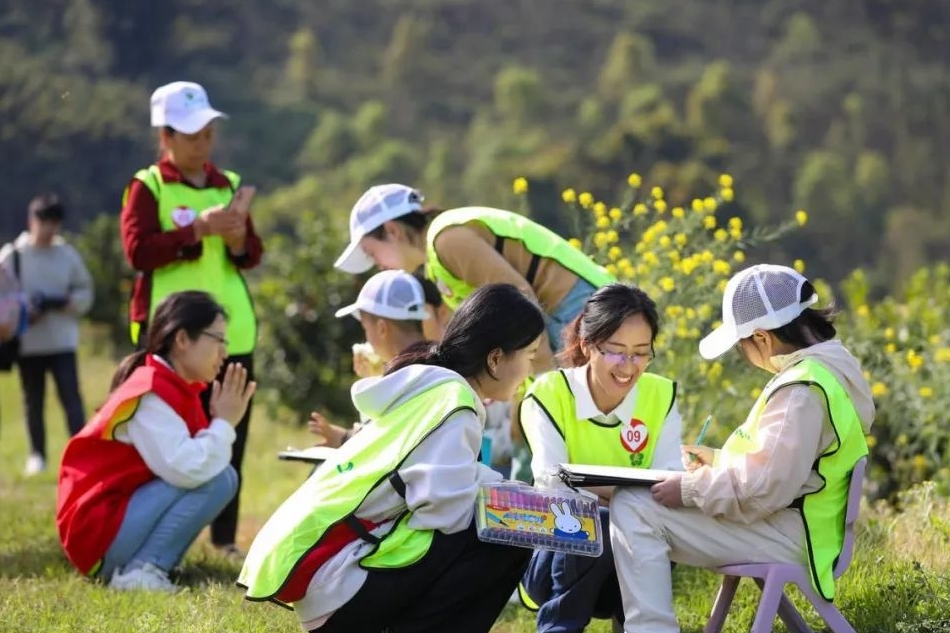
[516,283,684,632]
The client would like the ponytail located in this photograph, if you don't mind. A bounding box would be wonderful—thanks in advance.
[386,341,441,374]
[557,314,587,367]
[109,350,147,392]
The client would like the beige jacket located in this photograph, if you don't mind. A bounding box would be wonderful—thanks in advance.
[680,340,875,524]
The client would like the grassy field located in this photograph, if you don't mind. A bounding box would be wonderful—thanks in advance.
[1,344,949,632]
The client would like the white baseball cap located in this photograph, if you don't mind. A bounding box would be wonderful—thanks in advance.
[150,81,227,134]
[335,270,431,321]
[333,184,424,274]
[699,264,818,360]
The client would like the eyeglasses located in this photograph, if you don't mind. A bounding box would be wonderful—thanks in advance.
[595,345,654,367]
[201,331,229,347]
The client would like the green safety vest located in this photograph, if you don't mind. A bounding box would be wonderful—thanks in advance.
[238,376,478,603]
[425,207,615,311]
[720,358,868,600]
[524,369,676,469]
[123,165,257,355]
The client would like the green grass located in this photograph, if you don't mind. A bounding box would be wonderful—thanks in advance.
[2,344,949,632]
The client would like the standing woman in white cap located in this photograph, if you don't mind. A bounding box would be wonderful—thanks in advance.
[608,264,874,633]
[120,81,264,557]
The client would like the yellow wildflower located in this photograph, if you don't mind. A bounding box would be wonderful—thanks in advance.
[703,215,717,229]
[593,232,608,249]
[919,386,934,398]
[698,304,713,319]
[906,350,923,372]
[728,217,743,231]
[870,382,888,398]
[674,233,687,247]
[627,173,642,188]
[654,199,668,214]
[593,201,607,216]
[596,215,610,229]
[512,177,528,195]
[651,186,664,200]
[885,343,896,354]
[609,207,622,221]
[883,327,894,339]
[680,257,697,275]
[719,174,734,188]
[716,279,728,293]
[659,277,675,292]
[618,257,632,270]
[666,305,684,318]
[793,259,806,273]
[562,188,577,203]
[714,229,728,242]
[856,305,870,318]
[703,197,717,212]
[633,203,648,216]
[642,252,659,266]
[866,435,876,448]
[685,307,696,320]
[733,250,746,263]
[606,230,619,244]
[913,454,928,470]
[712,259,732,276]
[729,227,742,240]
[707,361,723,382]
[579,191,594,208]
[935,348,950,363]
[691,198,705,213]
[700,250,714,263]
[659,235,671,248]
[608,246,622,261]
[605,263,618,276]
[795,209,808,226]
[720,187,734,202]
[672,206,685,219]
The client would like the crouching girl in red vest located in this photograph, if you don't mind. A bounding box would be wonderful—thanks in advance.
[56,290,256,591]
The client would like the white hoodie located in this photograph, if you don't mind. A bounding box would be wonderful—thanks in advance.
[680,340,875,524]
[296,365,502,630]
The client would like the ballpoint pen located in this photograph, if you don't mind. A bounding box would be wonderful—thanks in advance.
[689,415,713,463]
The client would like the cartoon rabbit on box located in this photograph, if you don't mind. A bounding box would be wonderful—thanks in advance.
[551,501,590,540]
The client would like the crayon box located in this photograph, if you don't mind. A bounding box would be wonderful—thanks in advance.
[474,482,603,557]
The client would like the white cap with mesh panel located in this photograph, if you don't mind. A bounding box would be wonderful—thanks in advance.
[334,270,431,321]
[150,82,227,134]
[699,264,818,359]
[334,184,424,274]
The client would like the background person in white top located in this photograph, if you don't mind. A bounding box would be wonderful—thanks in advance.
[0,193,93,475]
[519,283,683,633]
[308,270,428,446]
[609,265,874,633]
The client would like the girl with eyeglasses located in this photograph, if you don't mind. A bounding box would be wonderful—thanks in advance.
[517,283,684,633]
[56,291,255,592]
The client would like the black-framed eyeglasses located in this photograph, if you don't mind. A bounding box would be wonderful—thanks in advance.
[201,331,229,347]
[595,345,654,367]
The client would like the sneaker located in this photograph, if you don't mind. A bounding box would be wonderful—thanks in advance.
[109,562,178,592]
[24,453,46,476]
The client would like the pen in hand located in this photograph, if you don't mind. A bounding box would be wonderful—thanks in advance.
[689,415,713,464]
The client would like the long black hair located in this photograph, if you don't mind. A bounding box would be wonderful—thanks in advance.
[770,280,837,348]
[110,291,227,390]
[560,283,660,367]
[387,283,545,377]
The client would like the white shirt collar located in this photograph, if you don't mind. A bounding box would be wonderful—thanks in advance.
[562,364,639,424]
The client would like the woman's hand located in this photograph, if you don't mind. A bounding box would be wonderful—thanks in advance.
[209,363,256,425]
[307,411,349,448]
[651,474,685,509]
[681,444,715,471]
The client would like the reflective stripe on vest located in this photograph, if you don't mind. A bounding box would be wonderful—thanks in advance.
[720,358,868,600]
[125,165,257,355]
[524,369,675,469]
[425,207,616,310]
[238,377,478,602]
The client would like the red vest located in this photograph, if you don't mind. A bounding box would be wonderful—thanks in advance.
[56,355,209,576]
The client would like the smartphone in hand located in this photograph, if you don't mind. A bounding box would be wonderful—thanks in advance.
[227,185,257,214]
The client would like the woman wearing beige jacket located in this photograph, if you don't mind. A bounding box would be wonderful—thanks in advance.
[609,264,874,633]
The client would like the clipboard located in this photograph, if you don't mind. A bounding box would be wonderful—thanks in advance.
[278,445,338,464]
[556,463,681,487]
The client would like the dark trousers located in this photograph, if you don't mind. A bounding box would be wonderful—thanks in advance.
[521,508,621,633]
[17,352,85,459]
[199,353,253,546]
[315,521,531,633]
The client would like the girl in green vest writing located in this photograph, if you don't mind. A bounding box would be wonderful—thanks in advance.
[609,264,874,633]
[239,283,545,633]
[518,283,683,633]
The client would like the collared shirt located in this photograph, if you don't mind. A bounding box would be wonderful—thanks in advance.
[522,364,684,488]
